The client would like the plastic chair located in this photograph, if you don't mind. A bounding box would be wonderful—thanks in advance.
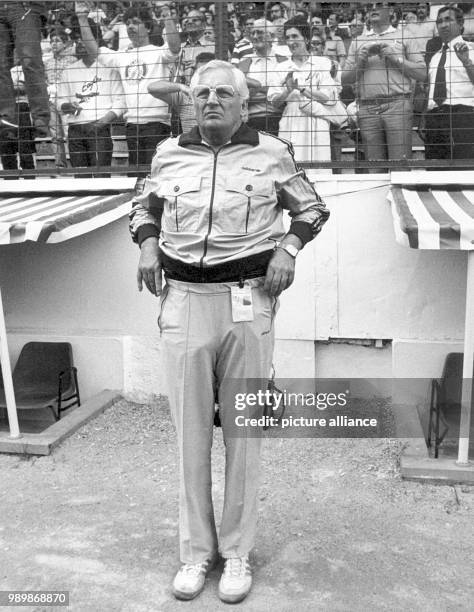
[429,353,463,458]
[0,342,80,421]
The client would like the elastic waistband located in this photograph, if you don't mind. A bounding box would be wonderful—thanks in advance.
[360,93,411,106]
[166,277,265,294]
[160,249,274,283]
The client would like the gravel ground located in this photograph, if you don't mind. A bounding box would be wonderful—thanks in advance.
[1,398,474,612]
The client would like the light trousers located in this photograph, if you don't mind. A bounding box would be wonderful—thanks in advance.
[358,97,413,162]
[159,277,276,563]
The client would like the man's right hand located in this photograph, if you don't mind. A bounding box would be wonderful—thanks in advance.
[137,237,162,297]
[75,1,93,16]
[355,46,369,70]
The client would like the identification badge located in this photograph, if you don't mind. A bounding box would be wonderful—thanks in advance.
[231,284,254,322]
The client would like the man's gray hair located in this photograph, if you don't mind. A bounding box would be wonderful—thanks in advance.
[190,60,249,100]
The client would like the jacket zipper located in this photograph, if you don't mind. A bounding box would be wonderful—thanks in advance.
[174,196,178,231]
[245,196,251,233]
[199,148,220,277]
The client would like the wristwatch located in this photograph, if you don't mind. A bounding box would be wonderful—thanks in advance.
[277,243,299,258]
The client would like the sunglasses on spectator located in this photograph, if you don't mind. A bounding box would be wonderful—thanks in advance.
[250,29,266,36]
[193,84,236,100]
[311,40,324,46]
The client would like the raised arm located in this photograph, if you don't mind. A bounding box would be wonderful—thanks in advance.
[74,1,99,59]
[161,5,181,55]
[148,80,190,106]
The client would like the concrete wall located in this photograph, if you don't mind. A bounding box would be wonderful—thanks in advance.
[0,174,468,401]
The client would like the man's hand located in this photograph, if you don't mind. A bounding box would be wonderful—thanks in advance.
[137,237,162,297]
[355,46,370,70]
[379,41,404,65]
[263,249,295,296]
[61,101,82,116]
[179,83,191,97]
[454,41,471,66]
[160,5,171,20]
[75,1,93,16]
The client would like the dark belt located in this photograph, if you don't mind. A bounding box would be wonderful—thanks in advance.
[160,249,274,283]
[427,104,474,113]
[359,93,411,106]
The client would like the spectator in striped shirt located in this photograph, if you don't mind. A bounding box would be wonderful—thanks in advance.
[230,15,256,65]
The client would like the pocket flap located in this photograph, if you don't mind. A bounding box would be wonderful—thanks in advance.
[225,176,272,196]
[160,176,202,196]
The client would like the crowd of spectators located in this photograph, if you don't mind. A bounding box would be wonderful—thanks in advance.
[1,1,474,174]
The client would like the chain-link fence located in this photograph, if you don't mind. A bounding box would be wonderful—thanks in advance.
[0,1,473,177]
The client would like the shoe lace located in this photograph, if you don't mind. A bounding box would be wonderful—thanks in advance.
[224,557,249,577]
[180,561,208,576]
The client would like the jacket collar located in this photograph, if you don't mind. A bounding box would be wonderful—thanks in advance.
[178,123,260,147]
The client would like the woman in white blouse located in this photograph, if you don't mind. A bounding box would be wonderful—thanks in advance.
[270,15,338,164]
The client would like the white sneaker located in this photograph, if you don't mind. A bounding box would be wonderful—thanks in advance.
[172,558,215,600]
[218,555,252,603]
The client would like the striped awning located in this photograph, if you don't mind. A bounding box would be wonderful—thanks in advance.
[389,185,474,251]
[0,179,135,244]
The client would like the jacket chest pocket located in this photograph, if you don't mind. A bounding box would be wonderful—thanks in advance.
[159,176,202,233]
[216,176,274,234]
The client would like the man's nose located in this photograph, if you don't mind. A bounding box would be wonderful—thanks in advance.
[207,89,219,103]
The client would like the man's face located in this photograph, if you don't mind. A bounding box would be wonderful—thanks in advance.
[193,68,244,135]
[436,9,463,43]
[244,17,255,37]
[416,4,428,21]
[350,19,364,37]
[369,2,391,27]
[270,4,282,20]
[310,35,324,56]
[184,10,204,35]
[328,13,338,28]
[50,35,66,55]
[203,26,215,42]
[126,16,149,46]
[250,25,272,52]
[311,16,324,34]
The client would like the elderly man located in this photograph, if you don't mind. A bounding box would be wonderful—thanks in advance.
[179,9,215,84]
[239,18,286,135]
[424,5,474,160]
[129,60,329,603]
[342,1,426,166]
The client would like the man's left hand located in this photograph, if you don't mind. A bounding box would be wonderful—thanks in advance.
[454,42,471,66]
[264,249,295,296]
[379,42,403,64]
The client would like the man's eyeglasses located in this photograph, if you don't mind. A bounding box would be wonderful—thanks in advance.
[193,84,236,101]
[250,29,266,36]
[310,40,324,46]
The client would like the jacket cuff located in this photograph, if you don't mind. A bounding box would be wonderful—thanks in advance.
[137,224,160,247]
[288,221,313,247]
